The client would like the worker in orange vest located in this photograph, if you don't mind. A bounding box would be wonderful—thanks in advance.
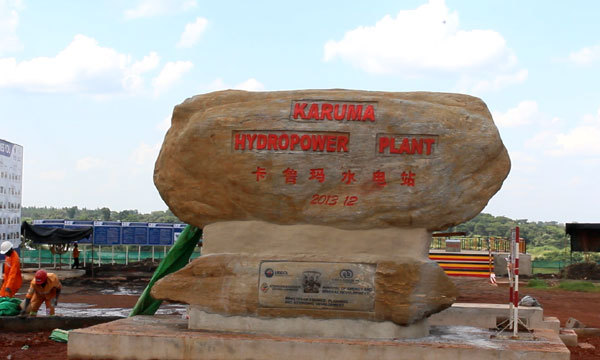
[20,269,62,316]
[71,243,80,269]
[0,241,22,298]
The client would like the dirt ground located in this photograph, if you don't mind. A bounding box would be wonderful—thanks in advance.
[1,273,599,359]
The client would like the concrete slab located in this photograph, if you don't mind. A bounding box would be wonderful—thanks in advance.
[559,329,578,347]
[68,316,570,360]
[22,268,86,281]
[429,303,558,332]
[0,316,122,332]
[189,306,429,339]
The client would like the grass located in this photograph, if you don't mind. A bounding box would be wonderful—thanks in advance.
[557,280,600,292]
[526,279,600,292]
[527,279,549,289]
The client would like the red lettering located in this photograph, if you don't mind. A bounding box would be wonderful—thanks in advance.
[363,105,375,122]
[290,134,300,150]
[300,135,311,150]
[337,135,349,152]
[278,134,289,149]
[234,134,246,150]
[334,104,346,120]
[257,135,267,150]
[307,103,320,119]
[424,138,435,155]
[346,105,362,121]
[398,138,412,154]
[378,136,390,153]
[247,134,258,150]
[320,103,333,120]
[412,138,423,154]
[293,103,307,119]
[390,137,401,154]
[312,135,325,151]
[268,134,278,150]
[325,136,336,152]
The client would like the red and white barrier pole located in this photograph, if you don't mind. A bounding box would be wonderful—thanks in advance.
[513,226,520,336]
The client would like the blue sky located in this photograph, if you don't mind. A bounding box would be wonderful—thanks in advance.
[1,0,599,223]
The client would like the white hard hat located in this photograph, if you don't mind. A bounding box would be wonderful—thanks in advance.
[0,240,12,254]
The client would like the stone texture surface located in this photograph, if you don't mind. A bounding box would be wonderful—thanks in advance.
[152,222,457,326]
[154,89,510,231]
[152,254,456,325]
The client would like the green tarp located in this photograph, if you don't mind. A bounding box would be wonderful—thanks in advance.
[130,225,202,316]
[0,297,22,316]
[49,328,69,343]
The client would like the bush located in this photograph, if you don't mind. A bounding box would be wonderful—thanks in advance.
[562,262,600,280]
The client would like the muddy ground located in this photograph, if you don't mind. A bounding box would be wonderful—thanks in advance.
[1,269,599,359]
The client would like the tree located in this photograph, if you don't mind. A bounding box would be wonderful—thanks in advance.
[100,207,111,221]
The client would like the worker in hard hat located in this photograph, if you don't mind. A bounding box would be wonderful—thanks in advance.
[20,269,62,316]
[0,240,22,298]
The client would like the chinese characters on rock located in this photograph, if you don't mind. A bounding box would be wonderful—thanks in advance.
[250,167,416,187]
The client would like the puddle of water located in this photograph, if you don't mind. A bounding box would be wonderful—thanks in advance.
[41,302,187,317]
[99,286,143,296]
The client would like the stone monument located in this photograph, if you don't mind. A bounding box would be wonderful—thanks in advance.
[150,89,510,338]
[68,90,572,359]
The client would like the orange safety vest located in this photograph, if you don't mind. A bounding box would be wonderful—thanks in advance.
[1,251,22,296]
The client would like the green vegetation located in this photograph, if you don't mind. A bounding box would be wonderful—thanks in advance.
[22,206,182,223]
[526,279,549,289]
[445,213,600,262]
[557,280,600,292]
[526,279,600,292]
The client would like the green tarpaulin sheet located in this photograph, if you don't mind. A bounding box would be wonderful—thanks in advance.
[130,225,202,316]
[0,297,22,316]
[49,329,69,343]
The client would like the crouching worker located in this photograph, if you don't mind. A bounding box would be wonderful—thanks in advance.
[20,270,61,317]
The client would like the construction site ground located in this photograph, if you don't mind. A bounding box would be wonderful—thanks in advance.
[1,266,599,360]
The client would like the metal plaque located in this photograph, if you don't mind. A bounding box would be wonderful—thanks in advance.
[258,261,376,311]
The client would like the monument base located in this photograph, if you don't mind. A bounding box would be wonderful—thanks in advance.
[68,316,570,360]
[189,307,430,339]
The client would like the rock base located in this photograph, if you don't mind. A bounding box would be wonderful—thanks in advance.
[189,307,430,339]
[67,315,570,360]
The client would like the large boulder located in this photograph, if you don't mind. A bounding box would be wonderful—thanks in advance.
[154,90,509,231]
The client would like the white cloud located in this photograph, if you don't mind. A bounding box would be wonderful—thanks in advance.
[177,17,208,48]
[39,170,65,181]
[152,60,193,96]
[0,35,160,94]
[234,78,265,91]
[124,0,197,19]
[0,0,23,55]
[493,100,539,128]
[568,44,600,65]
[323,0,514,75]
[526,108,600,156]
[131,142,161,165]
[465,69,528,94]
[205,77,265,92]
[76,156,106,171]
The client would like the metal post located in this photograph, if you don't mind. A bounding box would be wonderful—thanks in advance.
[38,247,41,269]
[164,246,167,257]
[152,246,155,262]
[138,245,141,262]
[112,245,115,265]
[513,227,520,337]
[126,245,129,265]
[99,246,102,266]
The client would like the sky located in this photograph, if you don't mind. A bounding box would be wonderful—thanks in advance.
[0,0,599,224]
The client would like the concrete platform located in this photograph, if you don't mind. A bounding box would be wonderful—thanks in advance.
[68,315,570,360]
[429,303,560,332]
